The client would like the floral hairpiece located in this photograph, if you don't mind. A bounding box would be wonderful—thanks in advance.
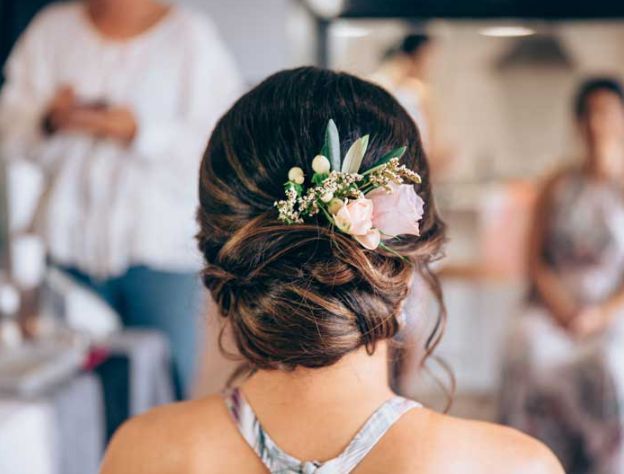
[274,119,425,252]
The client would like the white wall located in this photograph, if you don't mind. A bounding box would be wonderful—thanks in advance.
[176,0,315,85]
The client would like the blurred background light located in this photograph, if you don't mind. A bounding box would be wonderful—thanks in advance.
[331,22,370,38]
[305,0,345,18]
[479,25,536,37]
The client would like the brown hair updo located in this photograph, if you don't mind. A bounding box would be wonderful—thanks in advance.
[197,67,446,373]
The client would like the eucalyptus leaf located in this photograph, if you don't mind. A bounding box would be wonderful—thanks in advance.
[361,146,407,176]
[375,146,406,168]
[321,119,341,171]
[341,134,369,174]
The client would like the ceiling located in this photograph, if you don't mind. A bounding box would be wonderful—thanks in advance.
[303,0,624,19]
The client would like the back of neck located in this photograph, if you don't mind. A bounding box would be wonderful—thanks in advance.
[241,342,393,410]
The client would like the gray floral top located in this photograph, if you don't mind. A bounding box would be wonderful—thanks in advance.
[224,388,420,473]
[544,170,624,304]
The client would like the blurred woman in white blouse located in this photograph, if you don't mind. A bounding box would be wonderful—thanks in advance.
[0,0,243,398]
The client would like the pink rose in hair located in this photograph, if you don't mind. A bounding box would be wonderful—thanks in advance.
[367,182,424,238]
[334,198,381,249]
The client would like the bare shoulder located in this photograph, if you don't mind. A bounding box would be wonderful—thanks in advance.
[100,395,251,474]
[438,413,564,473]
[364,408,563,474]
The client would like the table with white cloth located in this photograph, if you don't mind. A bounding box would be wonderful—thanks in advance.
[0,329,174,474]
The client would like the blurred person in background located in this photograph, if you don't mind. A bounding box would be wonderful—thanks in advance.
[370,33,453,178]
[371,34,433,146]
[0,0,242,398]
[500,78,624,473]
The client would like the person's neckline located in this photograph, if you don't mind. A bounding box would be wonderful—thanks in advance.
[79,3,178,46]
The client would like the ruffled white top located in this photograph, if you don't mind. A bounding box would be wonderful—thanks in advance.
[0,2,243,277]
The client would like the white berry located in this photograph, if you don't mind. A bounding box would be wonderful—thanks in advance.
[311,155,331,174]
[288,167,305,184]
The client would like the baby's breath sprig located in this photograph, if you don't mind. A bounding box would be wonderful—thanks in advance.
[275,186,303,224]
[364,157,421,193]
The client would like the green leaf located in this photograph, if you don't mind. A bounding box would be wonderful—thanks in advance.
[341,134,369,174]
[284,181,303,196]
[376,146,406,167]
[319,205,336,226]
[320,119,341,172]
[361,146,407,176]
[311,173,328,186]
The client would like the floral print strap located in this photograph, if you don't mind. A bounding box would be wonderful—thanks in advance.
[224,387,421,473]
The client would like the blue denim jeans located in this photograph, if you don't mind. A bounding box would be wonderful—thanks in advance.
[60,265,202,399]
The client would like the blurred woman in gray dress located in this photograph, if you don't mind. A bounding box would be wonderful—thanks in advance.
[500,78,624,474]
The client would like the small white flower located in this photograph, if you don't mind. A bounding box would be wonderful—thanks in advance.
[320,191,334,203]
[288,167,305,184]
[312,155,331,174]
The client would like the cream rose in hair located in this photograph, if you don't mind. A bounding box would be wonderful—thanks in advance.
[334,198,381,250]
